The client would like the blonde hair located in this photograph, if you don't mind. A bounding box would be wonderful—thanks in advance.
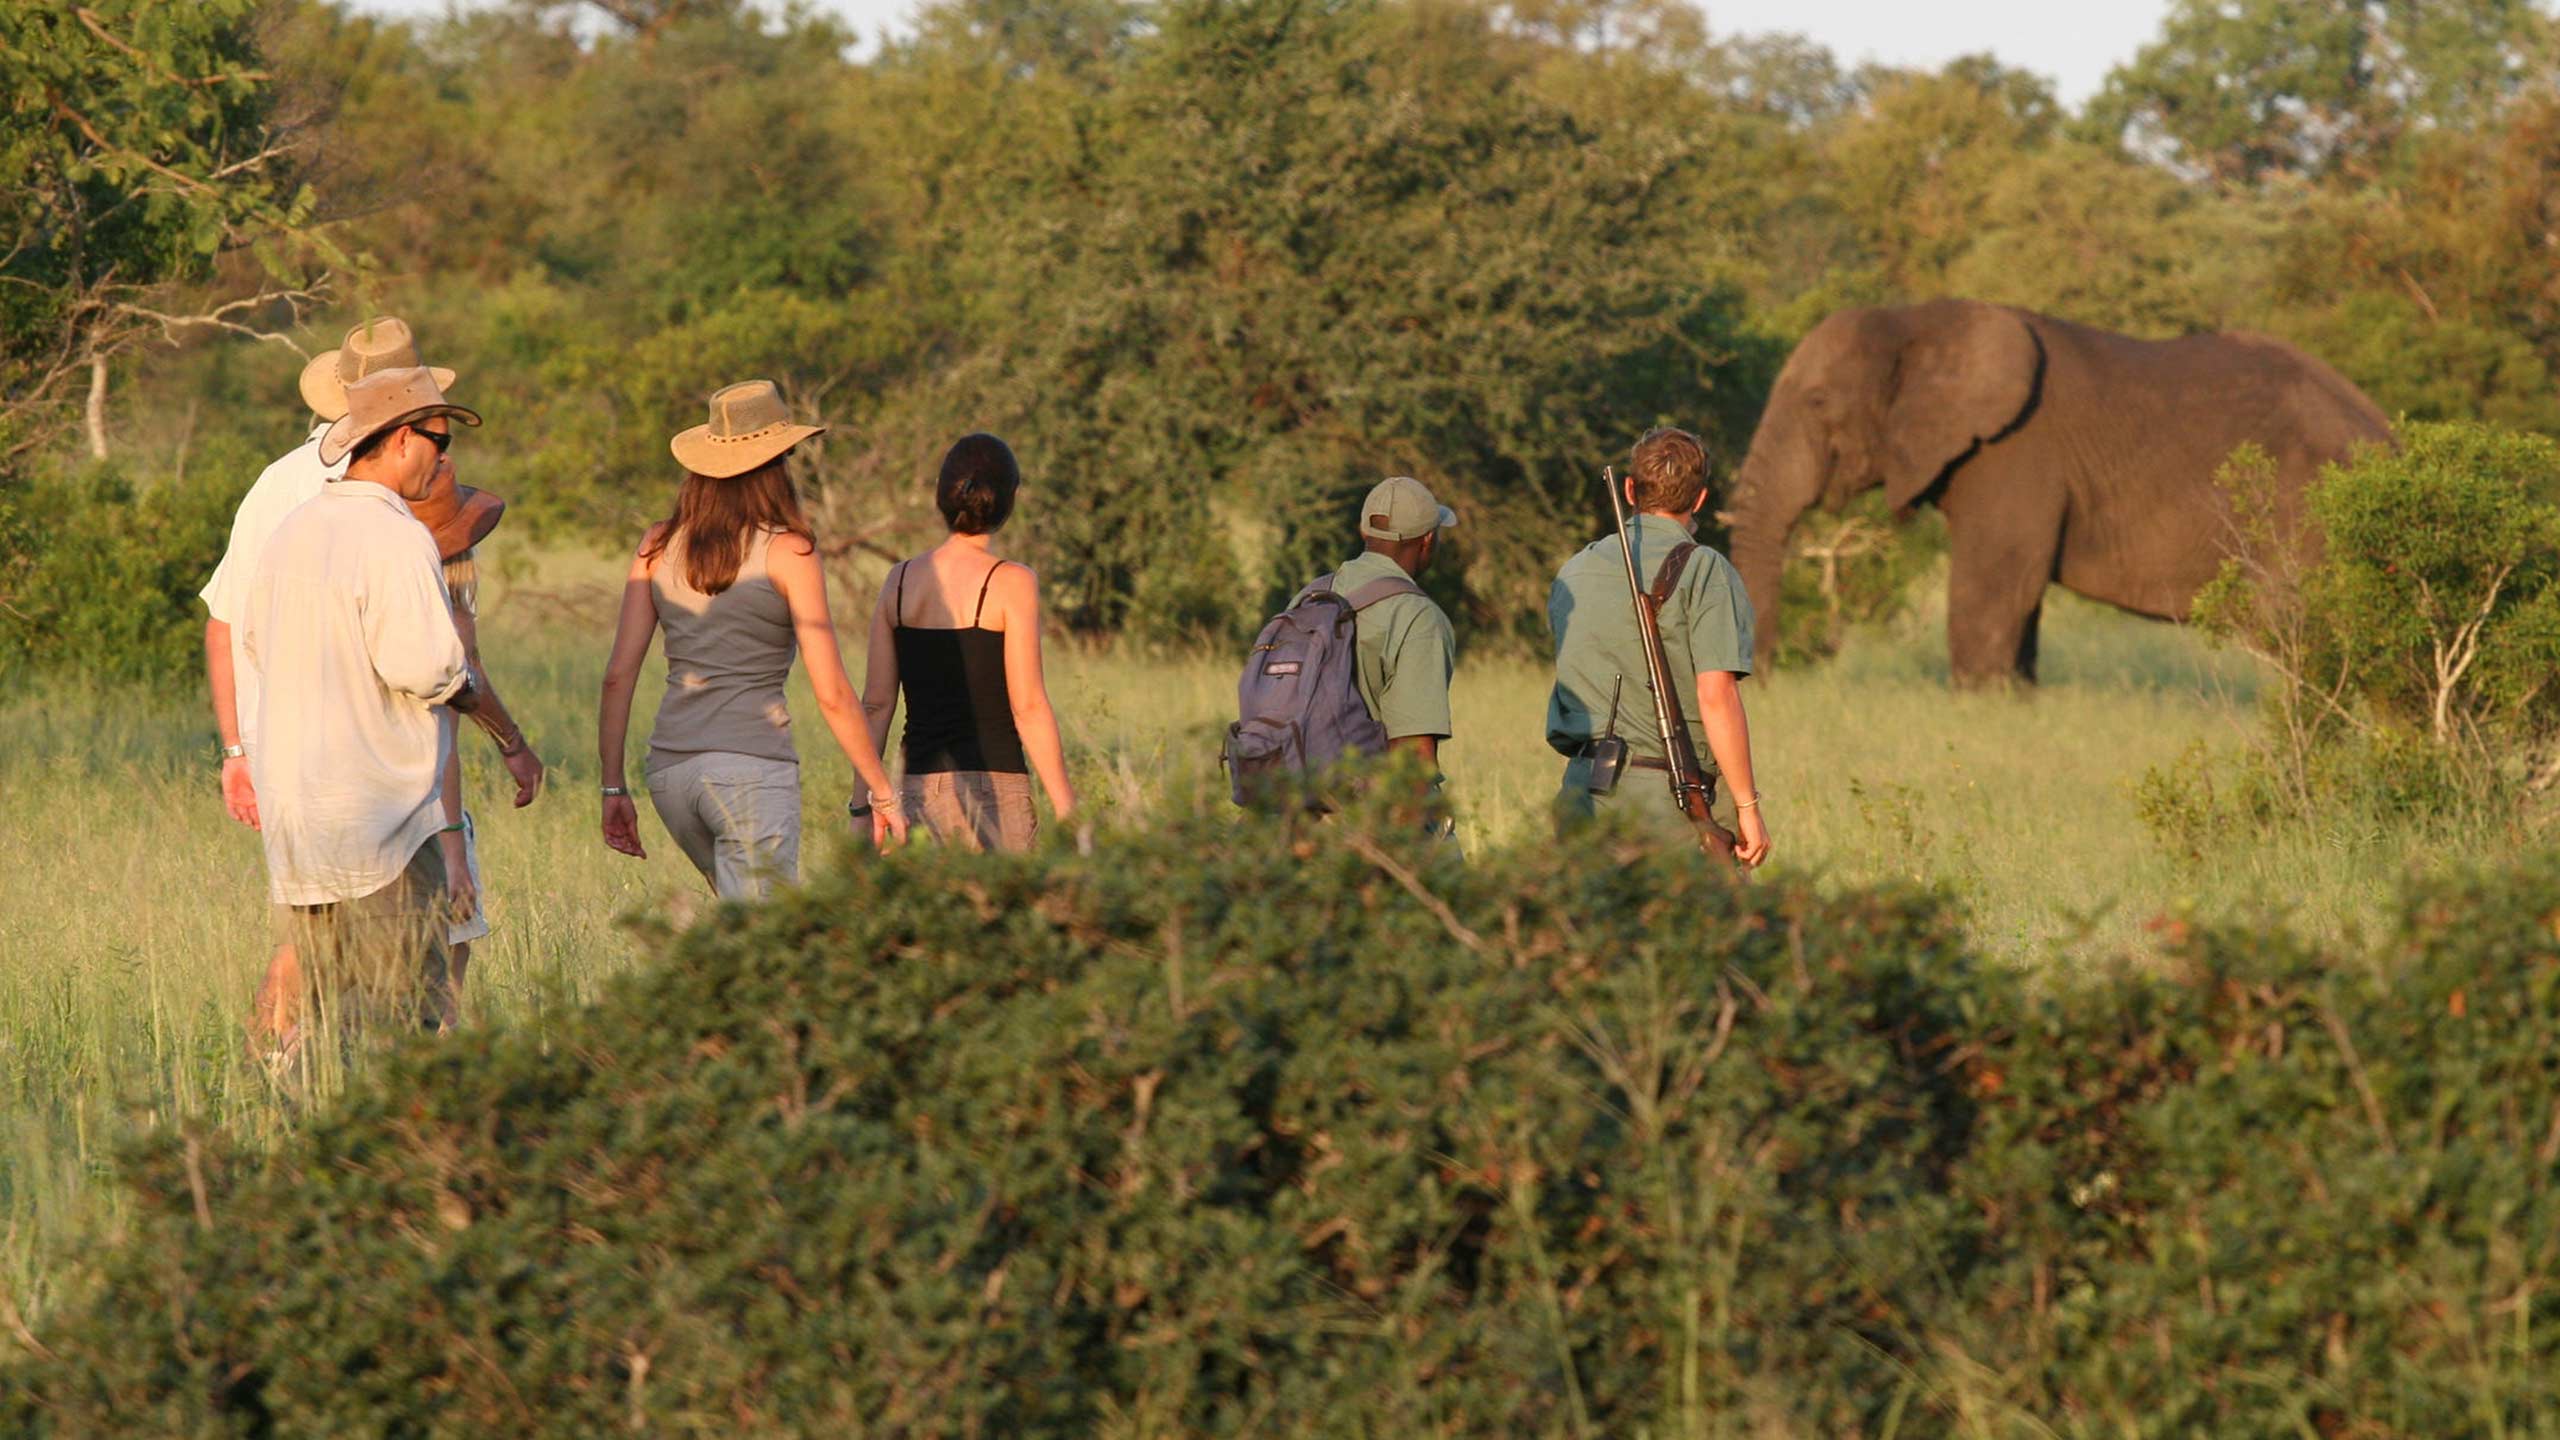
[443,551,479,617]
[1629,427,1710,515]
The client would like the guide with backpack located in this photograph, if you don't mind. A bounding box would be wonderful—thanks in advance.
[1224,476,1458,808]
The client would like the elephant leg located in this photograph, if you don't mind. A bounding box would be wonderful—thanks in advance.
[1941,478,2063,689]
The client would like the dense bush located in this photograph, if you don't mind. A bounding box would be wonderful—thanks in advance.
[0,442,252,683]
[10,787,2560,1435]
[2145,422,2560,852]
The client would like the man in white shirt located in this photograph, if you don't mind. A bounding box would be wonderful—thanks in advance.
[204,319,542,1047]
[242,367,485,1036]
[202,318,453,825]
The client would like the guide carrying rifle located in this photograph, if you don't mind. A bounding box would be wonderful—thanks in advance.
[1542,427,1771,868]
[1604,461,1740,863]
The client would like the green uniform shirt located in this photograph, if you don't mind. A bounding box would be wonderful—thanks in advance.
[1319,550,1456,741]
[1545,513,1754,766]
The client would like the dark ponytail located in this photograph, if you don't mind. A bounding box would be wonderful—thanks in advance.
[935,433,1020,536]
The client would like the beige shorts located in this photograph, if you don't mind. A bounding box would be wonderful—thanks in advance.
[269,822,485,948]
[272,838,456,1033]
[901,770,1037,854]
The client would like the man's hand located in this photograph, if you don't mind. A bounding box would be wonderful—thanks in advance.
[221,755,260,830]
[500,742,544,807]
[1735,806,1770,868]
[602,793,647,858]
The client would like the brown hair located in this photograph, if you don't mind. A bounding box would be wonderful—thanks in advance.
[1629,427,1711,515]
[642,453,814,596]
[936,433,1020,535]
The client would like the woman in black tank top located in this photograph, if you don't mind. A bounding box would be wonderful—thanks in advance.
[860,434,1078,852]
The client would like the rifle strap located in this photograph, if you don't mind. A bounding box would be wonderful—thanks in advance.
[1646,542,1698,615]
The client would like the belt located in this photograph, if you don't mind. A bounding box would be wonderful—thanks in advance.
[1572,742,1673,774]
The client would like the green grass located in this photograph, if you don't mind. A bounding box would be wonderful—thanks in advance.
[0,554,2483,1321]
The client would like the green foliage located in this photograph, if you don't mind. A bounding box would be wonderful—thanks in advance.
[0,444,252,683]
[2305,421,2560,744]
[16,788,2560,1433]
[1764,496,1945,666]
[2082,0,2555,183]
[2157,424,2560,859]
[0,0,329,434]
[42,0,2560,664]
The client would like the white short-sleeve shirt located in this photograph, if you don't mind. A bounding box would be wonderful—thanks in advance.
[198,424,343,751]
[240,479,469,905]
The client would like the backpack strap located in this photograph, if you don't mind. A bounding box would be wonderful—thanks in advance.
[1646,542,1699,614]
[1341,574,1424,611]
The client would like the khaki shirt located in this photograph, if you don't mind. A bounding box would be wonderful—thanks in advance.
[1326,550,1456,741]
[1545,513,1754,766]
[241,479,470,905]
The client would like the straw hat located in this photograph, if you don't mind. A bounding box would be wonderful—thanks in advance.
[670,380,826,479]
[298,317,455,422]
[408,467,506,561]
[319,367,481,468]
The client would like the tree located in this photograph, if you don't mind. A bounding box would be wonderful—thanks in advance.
[0,0,335,463]
[2085,0,2556,185]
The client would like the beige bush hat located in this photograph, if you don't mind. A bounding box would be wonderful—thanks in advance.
[1359,475,1458,541]
[670,380,826,479]
[319,367,482,467]
[299,317,456,422]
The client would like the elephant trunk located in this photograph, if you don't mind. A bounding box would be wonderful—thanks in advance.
[1726,435,1814,665]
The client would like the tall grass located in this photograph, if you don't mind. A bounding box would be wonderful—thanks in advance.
[0,553,2484,1317]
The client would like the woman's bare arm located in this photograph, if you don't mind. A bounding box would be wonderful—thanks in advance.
[597,530,662,858]
[768,537,904,835]
[858,565,902,759]
[994,564,1077,821]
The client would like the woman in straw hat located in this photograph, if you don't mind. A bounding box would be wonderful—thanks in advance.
[597,381,908,898]
[857,432,1077,853]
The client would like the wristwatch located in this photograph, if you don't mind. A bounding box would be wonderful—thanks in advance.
[601,785,630,798]
[846,796,872,819]
[218,743,246,762]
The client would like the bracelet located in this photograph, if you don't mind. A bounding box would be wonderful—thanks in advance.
[846,799,872,819]
[438,820,466,834]
[218,743,246,762]
[495,733,528,757]
[600,785,630,798]
[1735,795,1762,811]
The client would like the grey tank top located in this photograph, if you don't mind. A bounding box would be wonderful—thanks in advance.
[647,529,798,767]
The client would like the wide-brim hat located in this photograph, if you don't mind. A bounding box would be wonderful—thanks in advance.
[319,366,482,467]
[299,316,455,422]
[408,468,506,561]
[670,379,825,479]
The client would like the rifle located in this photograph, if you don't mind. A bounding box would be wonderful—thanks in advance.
[1605,465,1739,864]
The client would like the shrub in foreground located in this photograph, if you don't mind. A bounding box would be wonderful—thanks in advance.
[8,794,2560,1436]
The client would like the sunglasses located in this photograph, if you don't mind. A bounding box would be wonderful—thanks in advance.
[406,424,453,454]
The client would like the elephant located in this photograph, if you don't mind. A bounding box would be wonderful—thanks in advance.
[1726,299,2394,688]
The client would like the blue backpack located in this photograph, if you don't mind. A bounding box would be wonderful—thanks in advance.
[1223,570,1422,808]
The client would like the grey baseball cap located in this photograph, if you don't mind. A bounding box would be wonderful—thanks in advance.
[1359,475,1457,541]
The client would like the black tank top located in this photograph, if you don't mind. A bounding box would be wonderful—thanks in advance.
[891,559,1028,775]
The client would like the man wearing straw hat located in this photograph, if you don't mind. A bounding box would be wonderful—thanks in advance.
[200,319,542,1046]
[240,367,488,1038]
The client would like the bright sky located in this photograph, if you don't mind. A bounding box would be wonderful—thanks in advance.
[354,0,2176,106]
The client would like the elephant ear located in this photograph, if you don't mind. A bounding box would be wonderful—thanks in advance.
[1880,301,2042,512]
